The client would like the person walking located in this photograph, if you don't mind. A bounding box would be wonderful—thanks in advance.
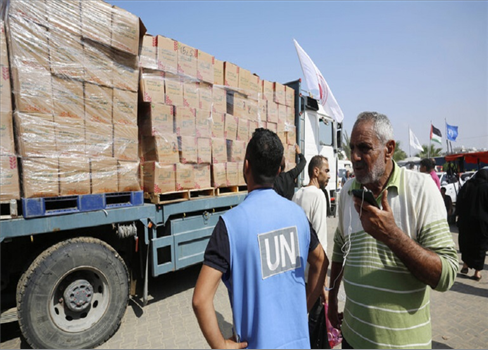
[420,158,441,190]
[457,169,488,281]
[441,187,453,223]
[328,112,458,349]
[274,144,307,200]
[192,128,328,349]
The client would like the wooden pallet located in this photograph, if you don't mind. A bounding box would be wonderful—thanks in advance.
[189,188,215,200]
[216,185,247,196]
[0,200,19,220]
[145,190,190,205]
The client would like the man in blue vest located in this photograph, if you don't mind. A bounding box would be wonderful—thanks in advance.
[193,128,328,349]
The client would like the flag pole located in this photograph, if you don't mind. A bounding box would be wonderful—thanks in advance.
[428,121,432,159]
[408,127,411,157]
[445,118,449,154]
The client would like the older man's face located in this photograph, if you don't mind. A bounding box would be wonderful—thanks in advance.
[350,121,387,185]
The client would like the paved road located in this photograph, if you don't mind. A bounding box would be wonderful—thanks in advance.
[1,217,487,349]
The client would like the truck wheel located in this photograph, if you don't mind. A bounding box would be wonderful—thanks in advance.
[17,237,129,349]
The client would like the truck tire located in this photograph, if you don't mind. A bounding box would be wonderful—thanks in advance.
[16,237,129,349]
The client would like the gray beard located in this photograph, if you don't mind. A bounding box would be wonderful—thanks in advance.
[355,160,385,185]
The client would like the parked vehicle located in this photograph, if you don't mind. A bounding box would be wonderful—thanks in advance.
[437,172,463,203]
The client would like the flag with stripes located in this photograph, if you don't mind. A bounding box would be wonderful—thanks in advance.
[430,125,442,144]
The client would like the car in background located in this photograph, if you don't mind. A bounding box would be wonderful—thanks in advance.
[460,171,476,182]
[437,172,463,203]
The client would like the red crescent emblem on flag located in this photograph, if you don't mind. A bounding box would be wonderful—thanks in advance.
[317,74,328,106]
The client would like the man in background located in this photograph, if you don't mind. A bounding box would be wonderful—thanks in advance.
[274,144,307,200]
[420,158,441,190]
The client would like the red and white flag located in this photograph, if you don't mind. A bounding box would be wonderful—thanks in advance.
[293,39,344,123]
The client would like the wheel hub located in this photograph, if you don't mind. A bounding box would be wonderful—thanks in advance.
[63,279,93,312]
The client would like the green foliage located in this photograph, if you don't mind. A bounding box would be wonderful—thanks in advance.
[415,144,442,158]
[393,140,407,161]
[342,130,351,160]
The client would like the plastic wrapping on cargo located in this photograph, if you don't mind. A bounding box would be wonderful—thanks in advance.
[2,0,297,203]
[2,0,144,201]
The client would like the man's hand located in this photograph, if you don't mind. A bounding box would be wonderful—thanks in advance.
[327,297,343,330]
[222,338,248,349]
[352,189,401,243]
[295,144,301,154]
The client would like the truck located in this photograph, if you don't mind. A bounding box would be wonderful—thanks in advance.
[0,78,341,349]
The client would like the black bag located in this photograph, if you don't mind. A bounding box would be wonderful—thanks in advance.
[309,300,331,349]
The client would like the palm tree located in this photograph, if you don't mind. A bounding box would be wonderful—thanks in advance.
[415,144,442,158]
[393,140,407,161]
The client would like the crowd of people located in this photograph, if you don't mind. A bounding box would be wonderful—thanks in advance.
[192,112,485,349]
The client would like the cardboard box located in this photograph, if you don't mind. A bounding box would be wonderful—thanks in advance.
[194,164,211,189]
[183,81,199,109]
[140,103,174,137]
[112,53,139,92]
[237,161,245,186]
[0,155,20,201]
[195,109,211,138]
[156,35,177,74]
[114,124,139,161]
[248,74,261,100]
[226,162,238,186]
[278,132,286,148]
[52,77,84,120]
[211,113,225,139]
[176,163,194,190]
[224,114,238,140]
[273,82,286,105]
[227,140,246,162]
[85,121,113,158]
[111,5,140,55]
[174,106,195,137]
[81,0,112,47]
[143,161,175,193]
[118,160,141,192]
[197,138,212,164]
[248,121,258,140]
[15,112,56,157]
[197,49,214,84]
[84,41,113,87]
[178,136,197,164]
[238,67,250,93]
[177,41,197,79]
[198,82,213,111]
[237,118,249,142]
[267,101,278,123]
[0,112,15,155]
[139,34,157,69]
[228,92,246,118]
[286,105,295,126]
[285,85,295,107]
[212,163,227,188]
[84,83,113,124]
[113,88,138,125]
[262,80,274,101]
[286,125,296,145]
[224,61,238,89]
[59,156,90,196]
[142,134,179,164]
[278,103,287,125]
[212,86,227,114]
[258,99,267,123]
[8,16,50,71]
[140,70,165,103]
[21,157,59,198]
[90,157,118,194]
[265,122,277,134]
[164,72,183,106]
[47,0,81,36]
[213,58,224,86]
[212,138,227,164]
[246,99,258,121]
[9,0,47,26]
[11,69,53,114]
[286,144,296,163]
[55,116,86,157]
[49,31,84,79]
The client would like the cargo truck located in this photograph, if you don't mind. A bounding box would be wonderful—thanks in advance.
[0,79,342,349]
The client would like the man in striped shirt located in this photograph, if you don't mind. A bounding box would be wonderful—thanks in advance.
[328,112,458,349]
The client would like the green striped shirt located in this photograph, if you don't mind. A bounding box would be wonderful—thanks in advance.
[333,162,458,349]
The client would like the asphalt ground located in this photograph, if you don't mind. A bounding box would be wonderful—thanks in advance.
[1,216,487,349]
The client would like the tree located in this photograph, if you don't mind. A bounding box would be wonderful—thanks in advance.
[415,144,442,158]
[393,140,407,161]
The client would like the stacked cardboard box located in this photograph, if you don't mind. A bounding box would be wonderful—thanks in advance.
[5,0,144,199]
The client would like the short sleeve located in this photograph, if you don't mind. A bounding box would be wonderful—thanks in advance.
[203,217,230,275]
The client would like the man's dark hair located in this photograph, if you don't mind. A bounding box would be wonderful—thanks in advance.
[308,155,327,179]
[420,158,434,172]
[246,128,284,186]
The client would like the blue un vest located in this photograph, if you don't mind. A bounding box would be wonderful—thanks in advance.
[222,188,311,349]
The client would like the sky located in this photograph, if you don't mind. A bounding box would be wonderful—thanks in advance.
[107,0,488,155]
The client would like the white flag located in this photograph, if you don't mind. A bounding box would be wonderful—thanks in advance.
[409,128,423,152]
[293,39,344,123]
